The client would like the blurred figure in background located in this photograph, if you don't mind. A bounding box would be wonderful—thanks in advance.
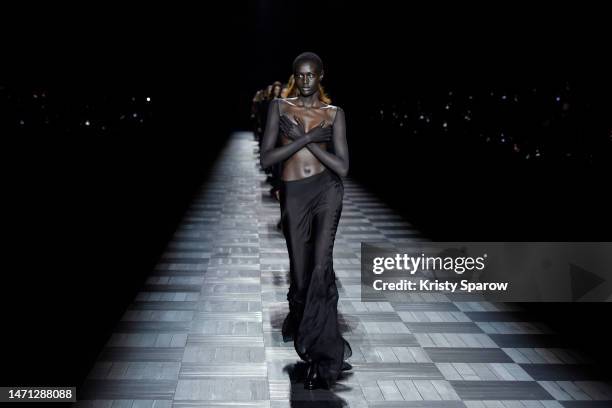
[281,75,296,98]
[271,81,282,99]
[251,89,265,141]
[268,80,285,222]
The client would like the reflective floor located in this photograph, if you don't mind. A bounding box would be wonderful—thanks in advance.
[74,132,612,407]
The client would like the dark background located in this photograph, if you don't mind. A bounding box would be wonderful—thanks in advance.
[2,2,611,388]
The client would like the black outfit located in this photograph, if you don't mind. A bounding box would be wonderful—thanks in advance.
[258,98,271,153]
[279,167,352,387]
[268,98,283,197]
[260,99,351,388]
[259,98,283,196]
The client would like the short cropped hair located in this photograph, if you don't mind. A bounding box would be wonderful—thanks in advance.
[293,52,324,74]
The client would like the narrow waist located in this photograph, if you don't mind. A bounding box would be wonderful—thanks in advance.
[281,168,330,185]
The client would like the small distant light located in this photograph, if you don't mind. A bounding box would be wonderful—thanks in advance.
[442,122,448,128]
[445,104,450,110]
[468,95,473,100]
[555,96,561,102]
[84,120,90,126]
[19,119,25,125]
[101,125,106,131]
[501,95,507,100]
[419,114,425,120]
[146,97,151,102]
[448,91,453,96]
[133,113,138,118]
[399,122,403,127]
[33,93,38,99]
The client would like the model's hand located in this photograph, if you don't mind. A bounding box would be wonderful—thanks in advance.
[279,115,305,141]
[306,125,333,143]
[293,116,333,143]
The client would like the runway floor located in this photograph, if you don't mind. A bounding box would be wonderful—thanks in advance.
[75,132,612,407]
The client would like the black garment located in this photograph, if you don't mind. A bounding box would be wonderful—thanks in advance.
[260,98,286,186]
[279,167,352,387]
[258,99,271,154]
[268,98,284,190]
[269,161,282,194]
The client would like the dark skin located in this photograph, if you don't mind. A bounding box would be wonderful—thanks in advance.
[260,60,349,180]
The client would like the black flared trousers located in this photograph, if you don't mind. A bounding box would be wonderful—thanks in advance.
[279,167,352,386]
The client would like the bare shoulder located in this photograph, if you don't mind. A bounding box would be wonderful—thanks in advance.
[321,103,344,114]
[274,98,289,115]
[322,104,344,125]
[283,97,299,107]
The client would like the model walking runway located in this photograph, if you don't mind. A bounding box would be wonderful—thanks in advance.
[259,52,352,389]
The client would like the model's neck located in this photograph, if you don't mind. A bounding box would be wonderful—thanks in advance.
[298,91,320,108]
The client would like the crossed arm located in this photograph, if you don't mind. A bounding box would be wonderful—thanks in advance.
[302,107,349,177]
[259,99,350,177]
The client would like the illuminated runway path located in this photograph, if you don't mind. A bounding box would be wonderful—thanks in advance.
[75,132,612,407]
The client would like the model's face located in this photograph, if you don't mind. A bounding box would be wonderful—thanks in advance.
[273,85,281,97]
[294,61,323,97]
